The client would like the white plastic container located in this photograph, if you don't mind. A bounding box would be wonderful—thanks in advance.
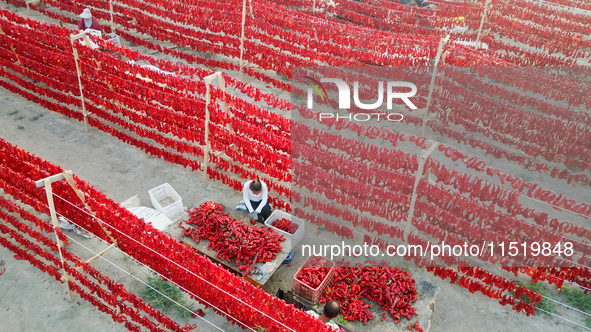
[106,33,121,47]
[265,210,305,246]
[148,183,183,220]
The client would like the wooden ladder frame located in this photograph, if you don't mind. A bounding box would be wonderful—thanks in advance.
[35,171,122,299]
[202,72,229,187]
[403,140,439,241]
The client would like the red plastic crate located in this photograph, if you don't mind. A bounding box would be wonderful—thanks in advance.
[293,255,335,305]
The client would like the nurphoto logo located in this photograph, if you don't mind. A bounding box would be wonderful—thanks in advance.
[305,76,417,110]
[304,76,417,122]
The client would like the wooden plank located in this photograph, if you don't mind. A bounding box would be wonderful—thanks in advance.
[85,243,116,264]
[203,83,211,187]
[70,40,90,132]
[475,0,492,49]
[61,172,118,246]
[44,179,74,301]
[238,0,247,80]
[35,170,72,188]
[420,35,449,137]
[109,0,115,31]
[70,32,87,41]
[403,141,439,241]
[168,219,290,285]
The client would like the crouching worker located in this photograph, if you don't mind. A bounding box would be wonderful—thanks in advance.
[78,8,101,31]
[237,179,271,223]
[307,300,341,330]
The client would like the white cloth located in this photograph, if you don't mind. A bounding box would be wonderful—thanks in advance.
[242,180,268,214]
[306,311,339,330]
[84,18,92,28]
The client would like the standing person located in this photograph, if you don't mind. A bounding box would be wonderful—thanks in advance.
[78,8,101,31]
[307,300,341,330]
[239,179,271,224]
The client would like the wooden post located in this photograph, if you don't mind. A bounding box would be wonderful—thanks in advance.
[109,0,115,32]
[70,32,91,132]
[203,84,211,187]
[420,35,449,138]
[238,0,247,81]
[202,73,221,186]
[43,178,74,301]
[475,0,492,49]
[404,141,439,241]
[25,0,39,14]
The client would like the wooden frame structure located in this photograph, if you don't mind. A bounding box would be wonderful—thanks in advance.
[70,31,94,132]
[420,34,450,137]
[475,0,492,49]
[238,0,247,80]
[35,171,122,300]
[403,140,439,241]
[202,72,229,186]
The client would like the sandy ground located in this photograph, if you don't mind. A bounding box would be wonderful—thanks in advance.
[0,1,590,332]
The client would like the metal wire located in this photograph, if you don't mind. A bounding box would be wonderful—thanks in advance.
[50,210,255,332]
[60,232,228,332]
[535,307,591,331]
[45,188,297,332]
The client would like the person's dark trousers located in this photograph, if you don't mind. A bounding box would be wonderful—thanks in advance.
[250,200,271,223]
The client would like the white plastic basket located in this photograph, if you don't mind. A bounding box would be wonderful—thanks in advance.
[106,33,121,47]
[148,183,183,220]
[265,210,305,246]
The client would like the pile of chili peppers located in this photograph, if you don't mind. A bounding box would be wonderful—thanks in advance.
[296,267,332,289]
[320,265,418,325]
[182,202,285,275]
[272,218,299,234]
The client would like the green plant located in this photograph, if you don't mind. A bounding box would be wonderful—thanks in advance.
[29,114,43,121]
[254,325,267,332]
[17,125,24,130]
[334,314,348,325]
[514,282,558,316]
[585,318,591,329]
[141,273,194,320]
[9,110,18,115]
[561,286,591,313]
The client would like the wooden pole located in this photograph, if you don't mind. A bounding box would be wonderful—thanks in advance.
[420,35,449,138]
[475,0,492,49]
[202,74,220,186]
[203,84,210,187]
[70,34,90,132]
[216,74,229,114]
[238,0,247,81]
[109,0,115,32]
[44,179,74,301]
[403,141,439,241]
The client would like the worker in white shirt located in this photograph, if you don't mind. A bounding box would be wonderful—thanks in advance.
[239,179,271,223]
[307,300,341,330]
